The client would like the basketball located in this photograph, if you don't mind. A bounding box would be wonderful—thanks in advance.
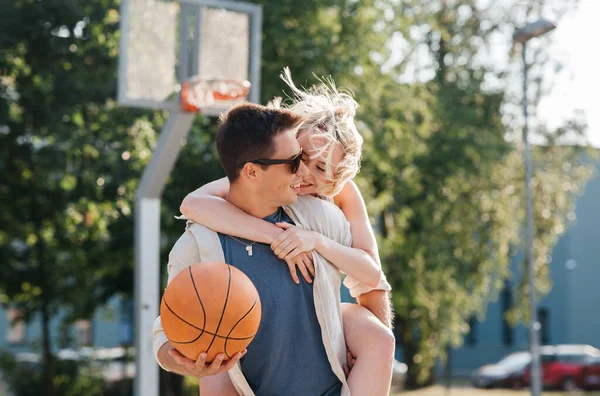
[160,261,262,362]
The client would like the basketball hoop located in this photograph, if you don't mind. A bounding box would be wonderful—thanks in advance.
[117,1,262,394]
[180,78,251,113]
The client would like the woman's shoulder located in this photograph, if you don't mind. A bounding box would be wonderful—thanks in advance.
[333,180,363,213]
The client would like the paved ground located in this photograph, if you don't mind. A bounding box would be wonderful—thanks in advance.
[393,386,600,396]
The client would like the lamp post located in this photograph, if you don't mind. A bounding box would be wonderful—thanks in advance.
[512,18,556,396]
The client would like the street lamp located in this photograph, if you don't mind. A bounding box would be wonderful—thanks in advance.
[513,18,556,396]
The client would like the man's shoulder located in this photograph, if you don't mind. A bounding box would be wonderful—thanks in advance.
[169,222,224,262]
[185,221,217,237]
[170,222,215,247]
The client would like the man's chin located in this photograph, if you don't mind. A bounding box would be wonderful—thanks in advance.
[283,194,298,205]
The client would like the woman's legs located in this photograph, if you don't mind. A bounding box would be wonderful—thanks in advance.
[342,302,395,396]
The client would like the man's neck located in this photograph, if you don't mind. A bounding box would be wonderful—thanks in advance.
[227,184,279,219]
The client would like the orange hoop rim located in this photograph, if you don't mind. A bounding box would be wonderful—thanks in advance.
[180,78,251,113]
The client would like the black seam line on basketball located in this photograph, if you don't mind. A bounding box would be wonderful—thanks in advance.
[188,266,207,337]
[223,294,259,359]
[205,264,232,355]
[163,300,206,335]
[163,299,256,342]
[169,332,256,345]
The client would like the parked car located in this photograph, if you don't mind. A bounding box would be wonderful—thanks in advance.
[522,344,600,391]
[578,356,600,390]
[472,351,531,389]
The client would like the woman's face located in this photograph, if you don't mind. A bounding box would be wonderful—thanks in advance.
[297,129,344,197]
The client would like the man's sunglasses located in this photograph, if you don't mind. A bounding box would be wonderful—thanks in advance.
[242,148,303,174]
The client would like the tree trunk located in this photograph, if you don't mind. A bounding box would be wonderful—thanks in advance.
[41,301,57,396]
[396,316,436,389]
[399,334,420,389]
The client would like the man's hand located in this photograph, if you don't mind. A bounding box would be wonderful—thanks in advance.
[343,348,357,378]
[271,222,321,260]
[159,343,246,378]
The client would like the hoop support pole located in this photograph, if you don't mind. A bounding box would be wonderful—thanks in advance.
[134,111,195,396]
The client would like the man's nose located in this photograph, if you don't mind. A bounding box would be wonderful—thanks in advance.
[297,160,309,176]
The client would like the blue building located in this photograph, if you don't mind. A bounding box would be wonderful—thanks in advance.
[0,296,129,355]
[449,160,600,376]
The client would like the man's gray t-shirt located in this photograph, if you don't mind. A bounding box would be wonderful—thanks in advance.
[218,208,342,396]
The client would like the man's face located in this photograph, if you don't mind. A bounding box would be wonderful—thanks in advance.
[255,129,309,208]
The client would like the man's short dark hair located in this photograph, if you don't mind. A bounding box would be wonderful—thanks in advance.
[216,103,304,182]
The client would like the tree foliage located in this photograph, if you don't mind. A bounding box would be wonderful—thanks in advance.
[351,0,595,387]
[0,1,157,394]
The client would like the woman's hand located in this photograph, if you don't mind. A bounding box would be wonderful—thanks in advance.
[283,251,316,284]
[271,222,322,260]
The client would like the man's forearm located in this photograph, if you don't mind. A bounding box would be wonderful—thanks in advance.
[356,290,393,328]
[157,342,187,376]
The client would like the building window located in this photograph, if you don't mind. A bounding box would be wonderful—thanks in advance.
[501,281,513,346]
[538,307,550,345]
[6,308,26,344]
[75,320,93,346]
[466,316,478,346]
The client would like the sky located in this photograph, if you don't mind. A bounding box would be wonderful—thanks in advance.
[538,0,600,147]
[385,0,599,148]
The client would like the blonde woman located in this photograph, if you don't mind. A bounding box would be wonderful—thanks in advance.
[180,70,395,395]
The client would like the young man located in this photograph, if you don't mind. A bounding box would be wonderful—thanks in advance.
[153,103,392,395]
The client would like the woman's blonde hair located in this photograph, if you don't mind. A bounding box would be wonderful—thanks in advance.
[279,67,363,197]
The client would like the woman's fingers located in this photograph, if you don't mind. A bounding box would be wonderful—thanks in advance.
[271,223,294,250]
[274,237,295,258]
[296,259,312,284]
[271,232,287,251]
[278,240,300,259]
[304,255,316,277]
[285,259,300,284]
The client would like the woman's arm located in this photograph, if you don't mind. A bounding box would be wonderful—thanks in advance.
[179,178,282,244]
[272,180,382,288]
[334,179,381,264]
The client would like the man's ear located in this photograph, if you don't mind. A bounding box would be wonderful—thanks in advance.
[240,162,259,180]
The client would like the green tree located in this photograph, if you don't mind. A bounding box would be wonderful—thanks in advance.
[0,1,158,394]
[352,0,595,387]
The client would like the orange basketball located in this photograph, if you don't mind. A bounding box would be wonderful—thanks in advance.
[160,262,261,362]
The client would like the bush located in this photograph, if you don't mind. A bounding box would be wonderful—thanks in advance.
[0,350,104,396]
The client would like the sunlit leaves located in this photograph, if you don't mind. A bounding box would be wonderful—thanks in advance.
[0,0,157,334]
[352,0,594,387]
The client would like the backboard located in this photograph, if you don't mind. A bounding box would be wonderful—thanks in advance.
[118,0,262,115]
